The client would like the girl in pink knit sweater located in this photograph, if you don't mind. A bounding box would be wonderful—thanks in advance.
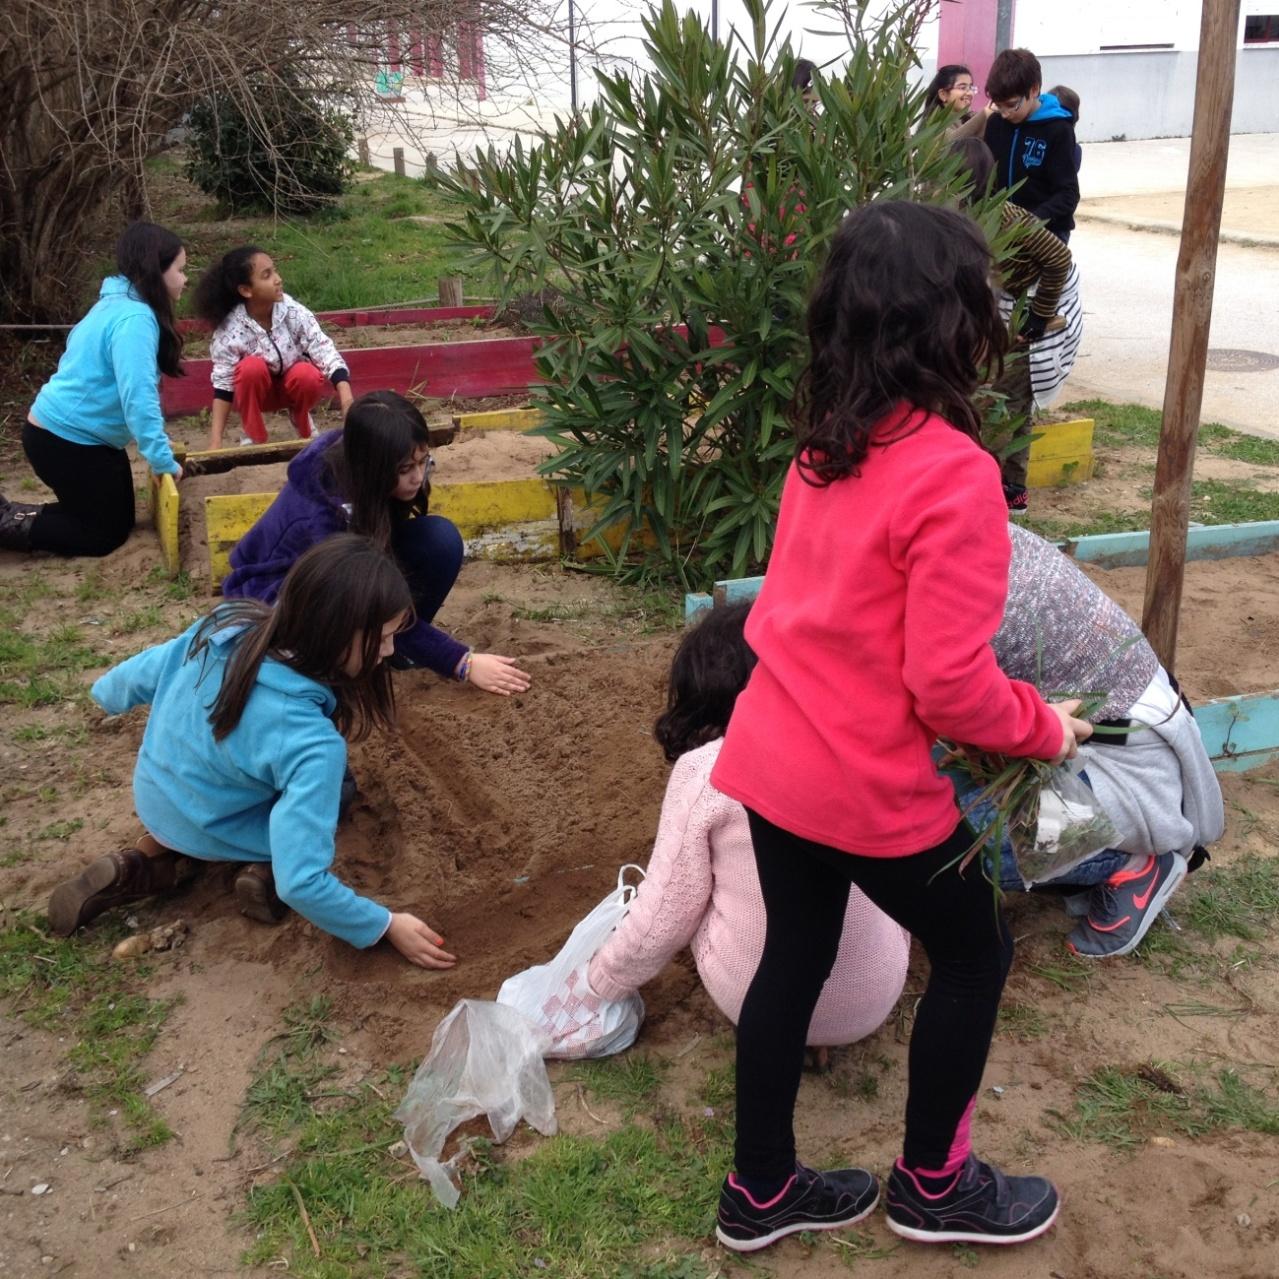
[587,605,909,1049]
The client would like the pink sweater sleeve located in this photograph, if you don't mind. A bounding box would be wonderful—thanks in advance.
[587,749,718,1002]
[893,446,1063,760]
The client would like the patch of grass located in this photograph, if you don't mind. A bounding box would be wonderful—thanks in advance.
[236,1005,730,1279]
[1064,399,1279,470]
[75,569,111,603]
[567,1053,669,1115]
[696,1063,735,1111]
[112,605,165,635]
[0,618,104,708]
[160,168,478,313]
[1025,957,1093,993]
[34,818,84,842]
[1189,479,1279,526]
[1048,1062,1279,1152]
[997,1001,1051,1041]
[0,914,177,1150]
[1177,855,1279,943]
[1021,509,1150,541]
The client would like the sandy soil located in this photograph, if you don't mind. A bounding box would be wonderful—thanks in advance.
[1079,186,1279,240]
[2,426,1279,1278]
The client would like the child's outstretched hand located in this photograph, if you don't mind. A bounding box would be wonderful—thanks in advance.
[387,912,457,969]
[1047,698,1094,766]
[468,653,532,697]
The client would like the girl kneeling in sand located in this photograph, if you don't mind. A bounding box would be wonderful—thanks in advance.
[223,389,529,697]
[586,604,910,1054]
[47,535,455,970]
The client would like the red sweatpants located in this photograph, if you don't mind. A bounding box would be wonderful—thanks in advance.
[232,356,329,444]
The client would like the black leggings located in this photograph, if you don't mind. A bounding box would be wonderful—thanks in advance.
[735,811,1013,1180]
[22,421,136,557]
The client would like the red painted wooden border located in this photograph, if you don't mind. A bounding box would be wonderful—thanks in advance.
[177,303,494,336]
[161,324,728,417]
[162,334,543,415]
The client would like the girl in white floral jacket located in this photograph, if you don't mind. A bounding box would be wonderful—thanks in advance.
[193,246,354,449]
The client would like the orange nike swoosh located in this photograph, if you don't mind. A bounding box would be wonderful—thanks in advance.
[1132,879,1157,910]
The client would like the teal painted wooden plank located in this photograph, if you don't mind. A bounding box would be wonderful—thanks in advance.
[1067,520,1279,569]
[685,593,713,623]
[713,575,766,606]
[1194,689,1279,763]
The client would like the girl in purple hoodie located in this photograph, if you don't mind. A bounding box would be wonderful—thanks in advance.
[223,390,530,696]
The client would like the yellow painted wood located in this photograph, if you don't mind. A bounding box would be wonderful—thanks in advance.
[430,477,558,529]
[451,407,543,432]
[150,472,181,576]
[206,493,276,587]
[1027,418,1094,488]
[186,438,310,468]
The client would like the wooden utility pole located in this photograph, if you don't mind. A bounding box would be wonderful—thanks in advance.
[1141,0,1241,669]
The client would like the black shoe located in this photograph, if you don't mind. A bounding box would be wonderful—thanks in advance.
[716,1162,879,1254]
[1003,484,1030,516]
[0,494,41,551]
[885,1154,1058,1245]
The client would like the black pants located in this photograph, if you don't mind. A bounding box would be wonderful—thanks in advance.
[22,421,136,557]
[735,811,1013,1180]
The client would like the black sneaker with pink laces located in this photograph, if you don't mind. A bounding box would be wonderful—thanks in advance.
[886,1154,1058,1245]
[715,1162,879,1253]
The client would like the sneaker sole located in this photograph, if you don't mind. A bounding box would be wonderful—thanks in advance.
[47,856,124,937]
[886,1197,1059,1246]
[1067,857,1188,959]
[715,1192,878,1253]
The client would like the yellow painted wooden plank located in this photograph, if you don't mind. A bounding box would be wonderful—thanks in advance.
[1027,455,1096,488]
[1028,418,1094,462]
[451,407,543,432]
[206,493,276,588]
[187,438,310,469]
[150,472,181,576]
[430,478,557,530]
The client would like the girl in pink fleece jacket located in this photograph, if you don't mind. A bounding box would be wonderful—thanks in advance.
[710,202,1093,1255]
[587,605,909,1048]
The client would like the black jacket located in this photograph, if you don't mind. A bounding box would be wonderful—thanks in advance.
[984,94,1080,238]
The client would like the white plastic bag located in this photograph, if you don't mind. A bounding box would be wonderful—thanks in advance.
[497,864,646,1059]
[396,866,647,1207]
[393,999,557,1208]
[1013,757,1120,888]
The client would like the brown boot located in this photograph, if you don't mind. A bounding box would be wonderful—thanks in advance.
[47,845,189,937]
[234,863,288,924]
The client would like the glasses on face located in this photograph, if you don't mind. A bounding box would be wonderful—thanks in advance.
[952,82,976,94]
[992,93,1026,113]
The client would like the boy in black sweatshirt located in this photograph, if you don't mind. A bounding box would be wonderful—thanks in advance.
[984,48,1080,242]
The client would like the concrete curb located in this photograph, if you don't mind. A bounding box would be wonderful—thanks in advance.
[1075,208,1279,249]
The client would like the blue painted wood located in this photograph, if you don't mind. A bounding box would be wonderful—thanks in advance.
[1194,690,1279,771]
[1066,520,1279,569]
[685,593,714,623]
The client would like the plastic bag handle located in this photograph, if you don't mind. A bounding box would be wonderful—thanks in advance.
[616,862,646,905]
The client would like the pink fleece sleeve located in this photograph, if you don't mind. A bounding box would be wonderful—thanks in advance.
[893,444,1063,760]
[587,751,717,1002]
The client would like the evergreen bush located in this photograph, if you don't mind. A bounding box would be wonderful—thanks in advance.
[186,82,355,215]
[437,0,1012,589]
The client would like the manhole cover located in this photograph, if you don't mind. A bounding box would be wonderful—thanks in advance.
[1205,348,1279,373]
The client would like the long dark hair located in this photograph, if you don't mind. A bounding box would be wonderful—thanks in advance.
[794,201,1007,485]
[922,64,974,117]
[950,137,996,203]
[189,534,413,743]
[653,603,756,763]
[327,391,431,549]
[192,245,265,329]
[116,222,185,379]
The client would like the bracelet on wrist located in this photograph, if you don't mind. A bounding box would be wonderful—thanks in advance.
[455,651,473,683]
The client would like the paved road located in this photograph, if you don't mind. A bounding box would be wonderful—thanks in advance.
[1060,135,1279,437]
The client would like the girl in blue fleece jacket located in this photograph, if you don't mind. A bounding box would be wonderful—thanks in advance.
[2,223,187,557]
[223,389,530,696]
[47,535,457,970]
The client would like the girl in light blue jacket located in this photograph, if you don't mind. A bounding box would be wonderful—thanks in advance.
[2,223,186,557]
[47,535,457,971]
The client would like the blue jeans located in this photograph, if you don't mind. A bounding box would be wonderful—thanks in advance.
[940,755,1127,892]
[390,514,463,624]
